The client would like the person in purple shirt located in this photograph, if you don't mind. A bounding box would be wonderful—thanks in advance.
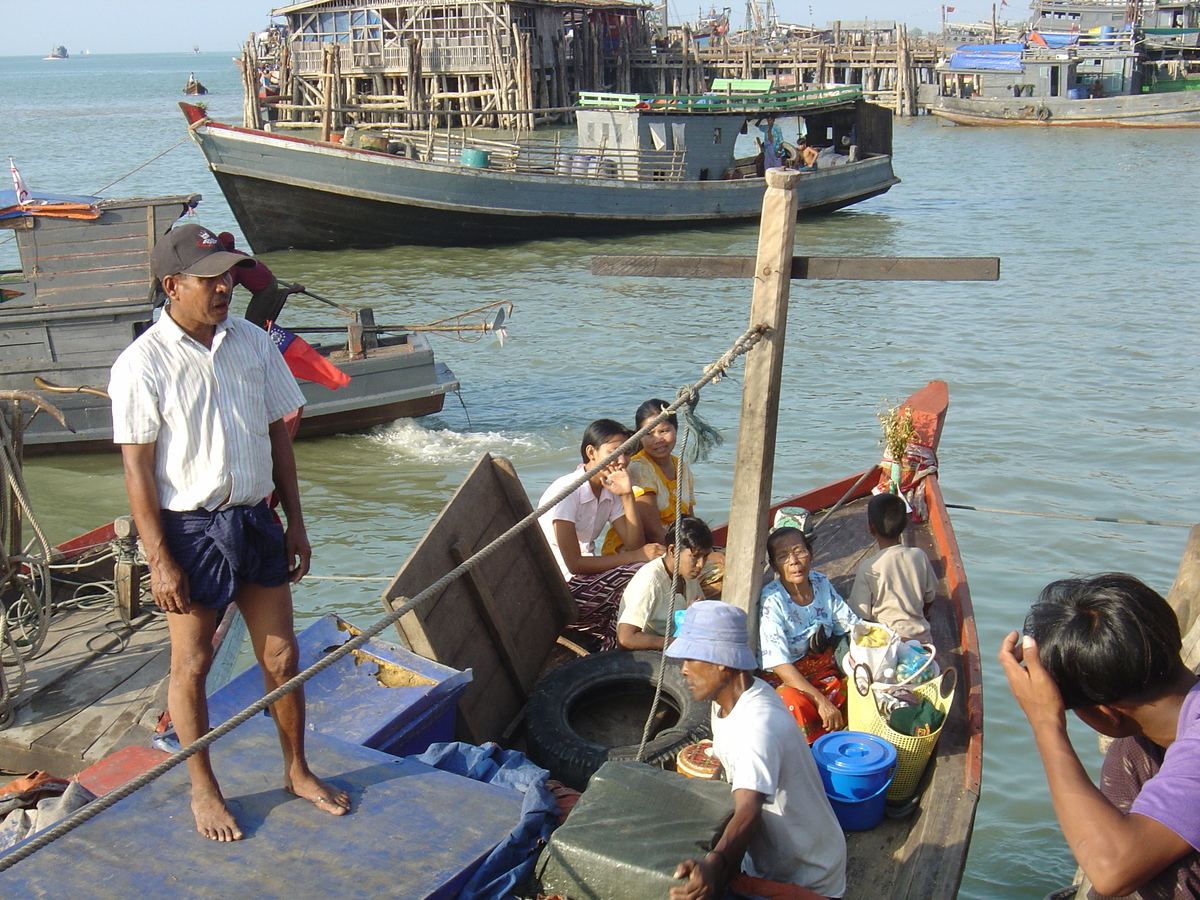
[1000,573,1200,899]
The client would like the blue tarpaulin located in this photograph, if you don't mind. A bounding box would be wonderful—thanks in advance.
[413,742,561,900]
[949,43,1024,71]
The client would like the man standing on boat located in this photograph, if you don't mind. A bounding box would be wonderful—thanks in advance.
[1000,574,1200,897]
[108,224,350,841]
[667,601,847,900]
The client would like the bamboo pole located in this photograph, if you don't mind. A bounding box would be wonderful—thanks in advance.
[720,168,801,649]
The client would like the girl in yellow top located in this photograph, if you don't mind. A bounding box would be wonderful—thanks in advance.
[603,399,695,554]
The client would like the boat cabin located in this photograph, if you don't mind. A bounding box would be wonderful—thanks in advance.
[938,40,1139,99]
[573,87,888,182]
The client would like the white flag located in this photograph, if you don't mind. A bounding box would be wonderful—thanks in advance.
[9,157,31,205]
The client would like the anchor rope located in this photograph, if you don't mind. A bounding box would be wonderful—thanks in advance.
[0,323,766,873]
[92,138,191,195]
[943,503,1192,530]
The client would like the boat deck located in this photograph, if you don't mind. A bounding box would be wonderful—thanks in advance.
[0,603,169,777]
[0,716,524,898]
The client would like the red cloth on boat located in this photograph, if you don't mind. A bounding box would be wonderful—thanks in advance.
[0,771,70,800]
[729,872,830,899]
[761,648,847,744]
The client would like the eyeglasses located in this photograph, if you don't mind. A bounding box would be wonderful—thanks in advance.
[772,546,812,566]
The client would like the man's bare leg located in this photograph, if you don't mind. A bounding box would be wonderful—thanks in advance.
[236,582,350,815]
[166,605,244,841]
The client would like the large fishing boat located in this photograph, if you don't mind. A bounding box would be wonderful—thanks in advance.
[180,85,898,252]
[930,0,1200,126]
[0,191,459,454]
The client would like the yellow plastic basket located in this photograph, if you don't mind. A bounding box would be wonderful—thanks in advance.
[845,665,956,801]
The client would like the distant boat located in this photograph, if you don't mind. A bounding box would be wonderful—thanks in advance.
[193,44,201,53]
[44,45,68,60]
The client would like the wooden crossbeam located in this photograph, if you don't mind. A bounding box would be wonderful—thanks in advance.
[591,255,1000,282]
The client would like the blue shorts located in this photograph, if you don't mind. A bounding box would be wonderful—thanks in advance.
[160,501,290,611]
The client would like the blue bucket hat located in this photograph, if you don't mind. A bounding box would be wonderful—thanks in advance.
[666,600,758,671]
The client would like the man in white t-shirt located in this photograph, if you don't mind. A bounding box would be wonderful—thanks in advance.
[666,601,847,899]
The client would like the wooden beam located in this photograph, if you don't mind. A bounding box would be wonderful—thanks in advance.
[720,168,800,650]
[592,255,1000,282]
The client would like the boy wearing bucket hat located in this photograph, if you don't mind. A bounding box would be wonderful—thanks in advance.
[667,601,847,900]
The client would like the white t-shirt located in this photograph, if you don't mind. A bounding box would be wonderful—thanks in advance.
[108,313,305,511]
[711,678,847,897]
[537,467,626,580]
[617,557,702,637]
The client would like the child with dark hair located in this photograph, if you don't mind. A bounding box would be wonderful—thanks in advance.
[1000,573,1200,899]
[616,515,714,651]
[847,492,937,644]
[538,419,667,649]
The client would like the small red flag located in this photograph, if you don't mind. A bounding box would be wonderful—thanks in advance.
[266,322,351,391]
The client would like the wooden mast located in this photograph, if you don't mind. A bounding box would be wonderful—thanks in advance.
[720,167,800,650]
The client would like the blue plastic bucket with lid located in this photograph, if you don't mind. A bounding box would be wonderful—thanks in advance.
[811,731,897,831]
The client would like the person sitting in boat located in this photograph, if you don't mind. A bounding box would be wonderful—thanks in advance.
[616,515,712,651]
[847,492,937,645]
[1000,574,1200,899]
[667,601,847,900]
[217,232,304,328]
[1089,78,1105,99]
[796,139,820,170]
[758,526,861,743]
[603,399,695,553]
[538,419,667,649]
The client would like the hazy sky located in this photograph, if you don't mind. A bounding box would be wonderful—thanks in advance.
[0,0,1016,56]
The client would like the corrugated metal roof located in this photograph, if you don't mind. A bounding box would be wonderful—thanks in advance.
[272,0,649,14]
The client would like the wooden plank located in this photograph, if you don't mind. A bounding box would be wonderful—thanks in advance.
[381,453,575,743]
[1167,523,1200,671]
[591,255,1001,282]
[721,168,800,646]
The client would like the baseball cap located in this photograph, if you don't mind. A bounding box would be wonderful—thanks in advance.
[665,600,758,670]
[151,224,256,280]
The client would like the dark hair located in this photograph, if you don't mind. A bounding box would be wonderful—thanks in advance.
[665,515,714,554]
[579,418,632,462]
[766,526,812,564]
[1024,573,1183,710]
[867,492,908,540]
[635,398,677,431]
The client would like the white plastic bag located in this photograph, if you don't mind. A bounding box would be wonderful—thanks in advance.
[842,621,903,682]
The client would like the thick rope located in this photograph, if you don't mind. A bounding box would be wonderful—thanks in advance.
[636,415,693,762]
[0,324,766,873]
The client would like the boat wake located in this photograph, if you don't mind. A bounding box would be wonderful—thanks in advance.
[366,418,549,462]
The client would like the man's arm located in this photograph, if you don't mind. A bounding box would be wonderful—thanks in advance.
[268,418,311,582]
[670,788,764,900]
[119,443,190,613]
[999,632,1193,896]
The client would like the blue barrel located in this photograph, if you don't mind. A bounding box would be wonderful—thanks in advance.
[1067,87,1085,100]
[461,147,490,168]
[812,731,897,830]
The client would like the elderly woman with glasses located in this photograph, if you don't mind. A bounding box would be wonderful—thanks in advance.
[757,526,861,743]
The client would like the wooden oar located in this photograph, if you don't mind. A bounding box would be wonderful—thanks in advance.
[33,376,110,400]
[277,282,356,318]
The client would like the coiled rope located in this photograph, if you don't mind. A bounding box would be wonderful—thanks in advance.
[0,323,766,873]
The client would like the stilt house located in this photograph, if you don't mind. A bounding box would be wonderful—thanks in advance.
[266,0,654,128]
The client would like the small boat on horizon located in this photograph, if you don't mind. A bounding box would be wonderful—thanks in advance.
[44,45,68,60]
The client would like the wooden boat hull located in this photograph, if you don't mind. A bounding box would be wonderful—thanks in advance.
[712,380,981,900]
[930,91,1200,126]
[187,118,900,252]
[5,333,457,455]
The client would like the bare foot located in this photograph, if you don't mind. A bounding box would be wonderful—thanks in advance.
[192,789,244,841]
[284,772,350,816]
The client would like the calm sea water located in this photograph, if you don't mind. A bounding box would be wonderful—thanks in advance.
[4,52,1198,899]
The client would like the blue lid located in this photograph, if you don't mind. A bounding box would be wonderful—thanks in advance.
[811,731,897,774]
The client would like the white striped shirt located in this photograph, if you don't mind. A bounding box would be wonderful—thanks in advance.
[109,312,305,512]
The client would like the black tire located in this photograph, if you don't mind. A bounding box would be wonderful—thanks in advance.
[526,650,712,790]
